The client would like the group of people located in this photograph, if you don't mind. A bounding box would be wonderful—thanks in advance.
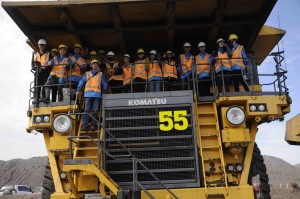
[32,33,249,131]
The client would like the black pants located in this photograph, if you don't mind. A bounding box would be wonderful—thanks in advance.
[124,84,133,93]
[181,73,193,90]
[164,77,177,91]
[197,77,212,96]
[133,78,146,93]
[34,68,50,100]
[45,77,63,102]
[109,80,123,93]
[231,70,249,92]
[216,70,231,93]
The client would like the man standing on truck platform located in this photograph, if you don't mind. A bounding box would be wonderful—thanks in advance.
[107,51,123,93]
[177,42,194,90]
[76,59,108,132]
[147,50,163,92]
[194,42,213,96]
[41,44,70,103]
[162,50,178,91]
[133,49,148,92]
[32,39,51,104]
[228,34,250,92]
[121,54,133,93]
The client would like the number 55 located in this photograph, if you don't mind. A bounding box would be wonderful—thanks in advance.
[159,110,188,131]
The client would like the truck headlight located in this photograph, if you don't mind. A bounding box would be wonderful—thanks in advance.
[250,105,256,112]
[43,116,50,123]
[226,106,245,126]
[235,164,243,172]
[258,105,265,111]
[52,114,72,134]
[35,116,42,123]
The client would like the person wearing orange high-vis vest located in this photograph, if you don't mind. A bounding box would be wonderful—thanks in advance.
[31,39,52,104]
[42,44,70,104]
[68,44,87,89]
[120,54,133,93]
[133,49,148,92]
[107,51,123,93]
[213,38,232,93]
[177,42,194,90]
[228,34,250,92]
[194,42,213,96]
[163,50,178,91]
[76,59,108,132]
[146,50,162,92]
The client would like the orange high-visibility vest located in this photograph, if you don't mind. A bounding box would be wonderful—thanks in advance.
[147,61,162,80]
[215,51,231,71]
[51,57,68,78]
[180,54,194,74]
[68,56,85,77]
[134,59,147,80]
[34,52,49,68]
[85,71,102,93]
[108,62,123,81]
[163,60,177,79]
[231,45,246,69]
[123,64,132,85]
[195,54,211,75]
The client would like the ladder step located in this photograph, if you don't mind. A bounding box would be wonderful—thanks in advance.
[203,158,221,161]
[198,112,215,115]
[77,147,98,150]
[202,146,219,149]
[78,139,100,142]
[205,171,223,174]
[200,134,218,137]
[199,123,216,126]
[74,156,98,159]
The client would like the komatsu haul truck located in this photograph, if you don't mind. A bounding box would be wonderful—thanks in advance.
[2,0,295,198]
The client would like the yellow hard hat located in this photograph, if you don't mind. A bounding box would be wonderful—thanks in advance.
[98,49,105,54]
[137,48,145,54]
[90,59,99,65]
[228,34,238,42]
[90,51,97,56]
[50,48,58,53]
[73,43,82,49]
[166,50,172,54]
[58,44,68,49]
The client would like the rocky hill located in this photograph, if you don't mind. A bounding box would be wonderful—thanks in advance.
[295,163,300,169]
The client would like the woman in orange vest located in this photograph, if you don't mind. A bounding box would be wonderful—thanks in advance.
[177,42,194,90]
[163,50,178,91]
[76,59,108,132]
[194,42,213,96]
[146,50,162,92]
[120,54,133,93]
[213,38,232,93]
[228,34,250,92]
[41,44,71,104]
[133,49,147,92]
[107,51,123,94]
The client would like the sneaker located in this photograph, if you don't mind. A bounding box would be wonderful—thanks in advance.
[81,125,88,132]
[90,125,97,131]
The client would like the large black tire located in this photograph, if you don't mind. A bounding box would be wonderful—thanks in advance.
[42,162,55,199]
[248,143,271,199]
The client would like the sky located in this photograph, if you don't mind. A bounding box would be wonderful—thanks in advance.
[0,0,299,165]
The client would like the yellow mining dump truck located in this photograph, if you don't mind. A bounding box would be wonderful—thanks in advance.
[2,0,294,199]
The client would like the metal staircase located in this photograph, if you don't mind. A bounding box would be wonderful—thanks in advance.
[197,102,228,188]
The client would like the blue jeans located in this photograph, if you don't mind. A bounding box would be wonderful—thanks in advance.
[149,81,161,92]
[82,98,100,126]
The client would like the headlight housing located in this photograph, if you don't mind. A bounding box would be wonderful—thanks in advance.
[226,106,245,126]
[35,116,42,123]
[249,104,267,112]
[52,114,72,134]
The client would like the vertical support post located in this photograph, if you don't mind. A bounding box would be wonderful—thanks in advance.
[274,54,283,95]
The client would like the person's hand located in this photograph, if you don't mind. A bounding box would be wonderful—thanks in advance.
[76,91,80,96]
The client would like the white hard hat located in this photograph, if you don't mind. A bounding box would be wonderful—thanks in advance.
[216,38,225,44]
[198,42,206,48]
[38,39,47,45]
[183,42,191,48]
[149,50,157,55]
[123,54,130,58]
[107,51,115,56]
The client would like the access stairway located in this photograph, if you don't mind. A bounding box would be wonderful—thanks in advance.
[196,102,228,189]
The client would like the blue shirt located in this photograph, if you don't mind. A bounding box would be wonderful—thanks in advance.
[68,54,88,83]
[47,55,70,83]
[77,69,108,98]
[212,46,232,73]
[177,52,193,79]
[231,43,248,71]
[193,52,214,79]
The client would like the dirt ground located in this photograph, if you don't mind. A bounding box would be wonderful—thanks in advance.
[0,194,41,199]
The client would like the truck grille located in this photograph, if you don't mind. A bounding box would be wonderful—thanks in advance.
[103,98,200,190]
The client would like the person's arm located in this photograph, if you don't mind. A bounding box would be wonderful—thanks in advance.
[101,74,108,94]
[193,56,197,73]
[47,57,54,67]
[225,45,233,57]
[31,52,35,69]
[177,55,182,73]
[241,46,248,65]
[77,73,86,93]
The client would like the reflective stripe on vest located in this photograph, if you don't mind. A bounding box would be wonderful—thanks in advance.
[34,52,49,68]
[195,54,210,75]
[232,45,245,69]
[68,56,85,77]
[134,60,147,80]
[123,65,132,85]
[85,71,102,93]
[180,54,193,73]
[108,62,123,81]
[148,62,162,80]
[163,60,177,79]
[51,57,68,78]
[215,51,231,71]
